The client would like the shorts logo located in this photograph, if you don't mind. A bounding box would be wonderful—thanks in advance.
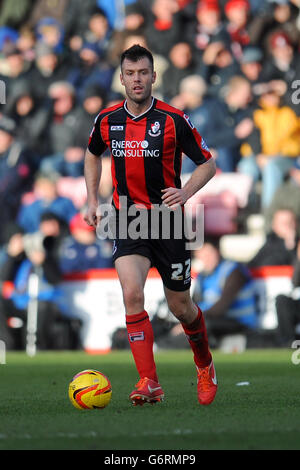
[148,121,161,137]
[111,125,124,131]
[128,332,145,342]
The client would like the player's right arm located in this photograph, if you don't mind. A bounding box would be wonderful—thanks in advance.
[84,148,102,228]
[84,112,108,228]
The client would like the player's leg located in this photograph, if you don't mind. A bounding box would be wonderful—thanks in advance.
[115,254,150,315]
[164,286,217,405]
[151,214,217,405]
[163,287,212,368]
[115,254,164,405]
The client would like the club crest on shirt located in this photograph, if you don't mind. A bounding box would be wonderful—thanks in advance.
[148,121,161,137]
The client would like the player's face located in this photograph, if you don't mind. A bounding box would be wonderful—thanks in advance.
[120,57,156,105]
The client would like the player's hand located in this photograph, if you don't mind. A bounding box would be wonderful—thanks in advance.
[256,153,268,168]
[7,233,24,257]
[234,118,254,139]
[161,187,188,209]
[202,42,224,65]
[84,203,101,228]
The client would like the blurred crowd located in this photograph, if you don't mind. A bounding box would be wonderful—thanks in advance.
[0,0,299,351]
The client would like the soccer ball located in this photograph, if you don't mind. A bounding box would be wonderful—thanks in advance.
[68,369,112,410]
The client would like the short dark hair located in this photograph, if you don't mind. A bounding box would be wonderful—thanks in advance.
[120,44,154,70]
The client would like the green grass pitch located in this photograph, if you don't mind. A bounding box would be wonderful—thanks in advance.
[0,349,299,450]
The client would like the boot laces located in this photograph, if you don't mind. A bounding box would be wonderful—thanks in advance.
[197,366,212,392]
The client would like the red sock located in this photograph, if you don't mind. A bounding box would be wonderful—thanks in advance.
[126,310,158,382]
[181,306,212,368]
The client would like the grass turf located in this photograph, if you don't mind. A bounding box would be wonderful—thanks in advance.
[0,349,299,450]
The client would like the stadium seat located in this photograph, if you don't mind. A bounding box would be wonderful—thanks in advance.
[202,192,238,236]
[220,233,266,262]
[186,172,253,209]
[184,172,253,236]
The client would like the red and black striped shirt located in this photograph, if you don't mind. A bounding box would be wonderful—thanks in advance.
[88,97,212,209]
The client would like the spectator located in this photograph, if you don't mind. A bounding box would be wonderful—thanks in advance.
[0,116,32,244]
[248,208,298,268]
[35,17,65,55]
[78,7,111,57]
[41,83,106,177]
[224,0,251,60]
[0,25,19,47]
[202,75,255,171]
[17,173,77,234]
[0,213,80,350]
[197,38,240,98]
[192,239,258,347]
[275,239,300,347]
[67,6,112,57]
[187,0,230,65]
[266,157,300,235]
[143,0,184,58]
[5,81,52,158]
[249,0,300,55]
[239,46,264,96]
[40,81,85,177]
[0,42,32,98]
[38,212,70,255]
[63,0,100,50]
[0,223,25,349]
[16,26,36,64]
[59,212,113,274]
[47,82,78,145]
[73,83,107,149]
[67,41,114,103]
[170,74,215,173]
[162,42,196,102]
[123,1,145,32]
[259,30,300,114]
[238,84,300,208]
[28,42,69,100]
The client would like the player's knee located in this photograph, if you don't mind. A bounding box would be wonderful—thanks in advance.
[122,286,144,312]
[167,297,189,323]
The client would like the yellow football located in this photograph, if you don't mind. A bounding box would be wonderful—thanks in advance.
[68,369,112,410]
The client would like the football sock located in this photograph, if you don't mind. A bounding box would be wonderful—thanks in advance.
[181,305,212,368]
[126,310,158,382]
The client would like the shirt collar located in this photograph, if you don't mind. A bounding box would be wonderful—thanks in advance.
[123,97,155,120]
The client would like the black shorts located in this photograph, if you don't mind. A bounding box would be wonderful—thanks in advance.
[111,208,191,292]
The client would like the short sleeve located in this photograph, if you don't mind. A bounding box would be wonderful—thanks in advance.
[176,113,212,165]
[88,113,107,156]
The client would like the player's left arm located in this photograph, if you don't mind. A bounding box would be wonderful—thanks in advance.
[161,158,216,209]
[161,113,216,209]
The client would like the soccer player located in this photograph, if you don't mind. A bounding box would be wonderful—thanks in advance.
[84,44,218,406]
